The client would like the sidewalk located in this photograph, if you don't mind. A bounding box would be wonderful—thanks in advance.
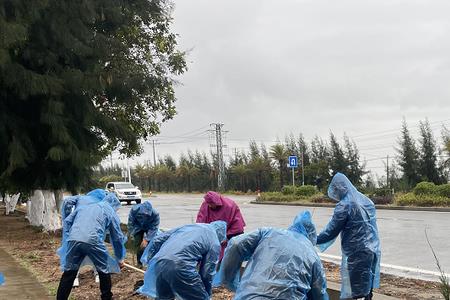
[0,247,52,299]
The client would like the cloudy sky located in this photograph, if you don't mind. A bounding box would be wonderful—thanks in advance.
[123,0,450,176]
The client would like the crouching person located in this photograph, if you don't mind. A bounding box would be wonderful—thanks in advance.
[127,201,160,267]
[217,211,329,300]
[56,191,126,300]
[137,221,227,300]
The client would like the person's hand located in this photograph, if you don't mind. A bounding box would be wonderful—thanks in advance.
[119,260,125,269]
[140,239,148,249]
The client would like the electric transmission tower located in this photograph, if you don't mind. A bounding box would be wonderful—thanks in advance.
[209,123,227,191]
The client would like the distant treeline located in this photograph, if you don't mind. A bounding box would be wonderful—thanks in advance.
[93,119,450,193]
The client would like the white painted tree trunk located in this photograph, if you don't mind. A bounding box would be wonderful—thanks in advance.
[27,190,61,231]
[5,193,20,215]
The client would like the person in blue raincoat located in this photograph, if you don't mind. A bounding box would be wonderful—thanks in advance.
[137,221,227,300]
[316,173,381,300]
[127,201,160,267]
[216,211,329,300]
[0,272,4,286]
[56,190,126,300]
[58,189,122,286]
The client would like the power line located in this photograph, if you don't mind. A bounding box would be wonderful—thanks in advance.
[351,118,450,139]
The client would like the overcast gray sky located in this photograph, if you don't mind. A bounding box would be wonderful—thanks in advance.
[123,0,450,177]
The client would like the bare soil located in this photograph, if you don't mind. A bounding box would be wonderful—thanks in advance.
[0,206,443,299]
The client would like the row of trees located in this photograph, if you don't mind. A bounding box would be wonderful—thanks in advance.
[95,119,449,193]
[95,132,366,193]
[396,120,449,189]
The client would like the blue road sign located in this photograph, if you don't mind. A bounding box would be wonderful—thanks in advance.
[288,156,298,168]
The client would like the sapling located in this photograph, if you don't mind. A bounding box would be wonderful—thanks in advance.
[425,229,450,300]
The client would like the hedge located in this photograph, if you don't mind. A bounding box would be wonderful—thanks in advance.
[395,193,450,207]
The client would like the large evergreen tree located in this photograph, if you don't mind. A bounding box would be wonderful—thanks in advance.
[0,0,186,193]
[343,134,365,186]
[418,120,441,184]
[329,132,347,175]
[396,119,420,188]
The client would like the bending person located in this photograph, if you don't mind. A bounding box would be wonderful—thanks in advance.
[316,173,381,300]
[138,221,227,300]
[196,191,246,259]
[58,189,116,286]
[127,201,160,267]
[217,210,328,300]
[56,191,126,300]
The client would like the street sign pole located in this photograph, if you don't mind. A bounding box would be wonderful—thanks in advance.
[292,167,295,186]
[288,155,298,187]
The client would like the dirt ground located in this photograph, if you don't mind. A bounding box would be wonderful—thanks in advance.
[0,206,443,299]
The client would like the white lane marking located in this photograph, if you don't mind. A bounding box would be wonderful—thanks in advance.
[319,253,450,279]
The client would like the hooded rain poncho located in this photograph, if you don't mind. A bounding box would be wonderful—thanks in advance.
[58,192,107,270]
[317,173,381,299]
[128,202,160,241]
[216,211,329,300]
[197,191,246,260]
[58,190,126,274]
[138,221,227,300]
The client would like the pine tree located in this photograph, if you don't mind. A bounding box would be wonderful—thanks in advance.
[344,134,365,186]
[329,132,348,175]
[308,136,330,189]
[418,120,442,184]
[0,0,186,194]
[396,119,420,188]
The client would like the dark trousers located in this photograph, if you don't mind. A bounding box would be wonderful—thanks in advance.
[56,270,112,300]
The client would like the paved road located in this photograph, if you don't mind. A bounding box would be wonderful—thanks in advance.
[117,193,450,279]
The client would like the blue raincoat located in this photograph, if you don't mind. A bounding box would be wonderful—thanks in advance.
[128,202,160,241]
[317,173,381,299]
[217,211,329,300]
[138,221,227,300]
[60,194,126,274]
[58,192,106,270]
[0,272,4,286]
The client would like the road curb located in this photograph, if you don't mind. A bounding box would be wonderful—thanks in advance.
[250,200,450,212]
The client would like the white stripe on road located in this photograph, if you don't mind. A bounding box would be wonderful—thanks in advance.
[319,253,449,281]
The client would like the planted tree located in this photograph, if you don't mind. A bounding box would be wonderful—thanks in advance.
[396,119,420,189]
[269,143,288,189]
[0,0,186,229]
[418,120,442,184]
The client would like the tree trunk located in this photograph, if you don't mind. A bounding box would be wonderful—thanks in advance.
[5,193,20,215]
[27,190,61,231]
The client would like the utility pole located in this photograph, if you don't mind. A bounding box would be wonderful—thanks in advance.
[110,153,113,169]
[209,123,227,191]
[386,155,390,188]
[152,140,157,167]
[301,151,305,186]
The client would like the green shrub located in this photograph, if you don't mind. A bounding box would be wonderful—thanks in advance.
[413,181,436,195]
[310,194,334,203]
[371,196,393,205]
[281,185,296,195]
[436,184,450,198]
[294,185,318,197]
[396,193,450,207]
[259,191,326,203]
[260,192,306,202]
[372,188,392,197]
